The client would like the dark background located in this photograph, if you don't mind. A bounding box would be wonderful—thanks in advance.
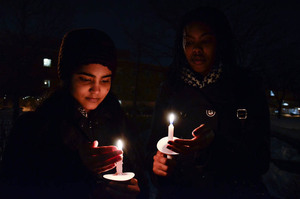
[0,0,299,198]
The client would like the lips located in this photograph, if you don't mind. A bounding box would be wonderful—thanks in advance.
[86,97,100,103]
[191,57,206,65]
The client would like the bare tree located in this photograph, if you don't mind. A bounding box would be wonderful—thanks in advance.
[105,1,173,116]
[261,43,300,118]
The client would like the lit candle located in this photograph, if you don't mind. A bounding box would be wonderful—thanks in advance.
[116,139,123,175]
[168,113,175,141]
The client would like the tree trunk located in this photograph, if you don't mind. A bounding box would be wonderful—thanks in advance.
[277,100,282,119]
[132,46,141,118]
[12,95,20,123]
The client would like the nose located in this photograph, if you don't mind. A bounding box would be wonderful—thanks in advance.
[192,43,203,54]
[90,82,100,93]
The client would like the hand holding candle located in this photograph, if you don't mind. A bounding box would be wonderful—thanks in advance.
[156,113,178,155]
[78,140,122,175]
[154,113,179,176]
[103,139,135,181]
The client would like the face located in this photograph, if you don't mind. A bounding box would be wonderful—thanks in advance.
[183,22,217,76]
[70,63,112,113]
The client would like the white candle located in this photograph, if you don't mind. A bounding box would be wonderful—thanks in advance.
[116,139,123,175]
[168,113,175,141]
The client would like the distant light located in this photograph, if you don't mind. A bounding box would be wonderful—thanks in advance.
[43,80,50,88]
[291,110,298,115]
[270,90,275,96]
[283,102,289,106]
[43,58,51,67]
[22,96,30,100]
[298,108,300,111]
[119,100,122,105]
[275,110,278,113]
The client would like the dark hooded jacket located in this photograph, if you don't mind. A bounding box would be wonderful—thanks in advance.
[1,89,141,199]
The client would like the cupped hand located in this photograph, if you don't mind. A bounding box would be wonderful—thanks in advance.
[167,124,215,154]
[79,140,123,174]
[105,178,140,199]
[153,150,176,177]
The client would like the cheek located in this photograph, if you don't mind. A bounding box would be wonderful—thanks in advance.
[207,47,217,60]
[106,85,111,94]
[71,83,87,98]
[206,43,217,55]
[70,82,77,97]
[102,84,111,97]
[183,47,192,58]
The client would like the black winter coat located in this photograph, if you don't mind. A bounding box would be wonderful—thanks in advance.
[147,69,270,198]
[1,90,140,199]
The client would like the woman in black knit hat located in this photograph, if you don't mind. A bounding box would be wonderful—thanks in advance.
[1,29,141,199]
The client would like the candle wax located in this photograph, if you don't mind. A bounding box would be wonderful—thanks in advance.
[116,139,123,175]
[168,124,174,141]
[116,159,123,174]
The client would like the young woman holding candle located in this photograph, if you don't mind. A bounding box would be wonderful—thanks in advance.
[1,29,141,199]
[147,7,270,198]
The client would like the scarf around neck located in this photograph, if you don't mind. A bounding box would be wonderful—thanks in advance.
[180,63,222,89]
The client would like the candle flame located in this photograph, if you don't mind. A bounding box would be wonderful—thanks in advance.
[169,113,175,124]
[117,139,123,150]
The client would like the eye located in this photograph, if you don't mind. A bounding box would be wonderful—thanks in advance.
[202,39,213,44]
[184,40,193,47]
[101,78,111,83]
[201,36,215,45]
[79,76,92,82]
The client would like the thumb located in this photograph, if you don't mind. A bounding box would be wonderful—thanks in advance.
[192,124,205,137]
[93,140,99,148]
[79,140,97,155]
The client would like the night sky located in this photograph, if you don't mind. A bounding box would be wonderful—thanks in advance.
[0,0,300,67]
[1,0,298,66]
[67,0,299,67]
[71,0,152,50]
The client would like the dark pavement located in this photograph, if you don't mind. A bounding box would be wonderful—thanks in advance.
[262,116,300,199]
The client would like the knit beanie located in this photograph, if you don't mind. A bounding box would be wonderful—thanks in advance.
[58,28,117,82]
